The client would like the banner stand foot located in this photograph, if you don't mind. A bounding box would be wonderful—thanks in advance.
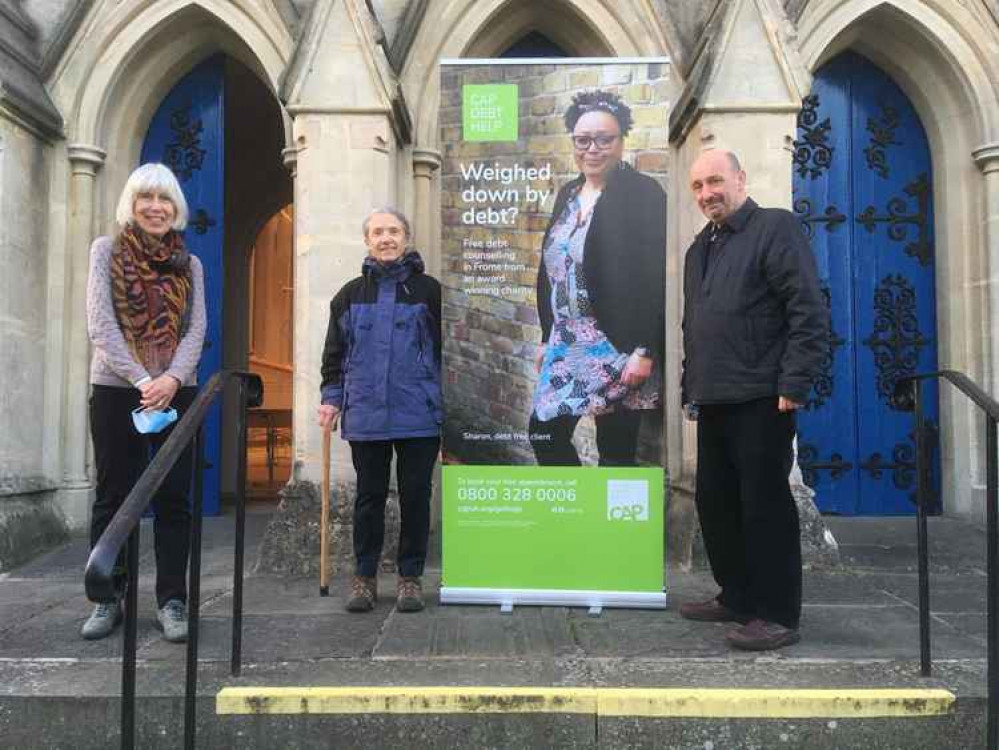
[500,601,514,615]
[588,605,603,617]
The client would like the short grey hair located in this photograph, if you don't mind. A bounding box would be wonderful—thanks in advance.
[115,163,189,230]
[362,207,411,239]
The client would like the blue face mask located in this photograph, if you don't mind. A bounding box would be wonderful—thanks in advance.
[131,407,178,434]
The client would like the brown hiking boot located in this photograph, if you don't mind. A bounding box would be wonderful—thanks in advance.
[726,619,801,651]
[396,576,425,613]
[679,597,750,623]
[345,575,377,612]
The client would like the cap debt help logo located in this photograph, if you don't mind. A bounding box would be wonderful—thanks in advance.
[462,84,518,142]
[606,480,650,522]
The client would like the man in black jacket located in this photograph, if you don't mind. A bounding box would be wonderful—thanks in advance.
[679,149,828,650]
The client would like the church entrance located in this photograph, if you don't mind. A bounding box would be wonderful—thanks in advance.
[140,55,293,511]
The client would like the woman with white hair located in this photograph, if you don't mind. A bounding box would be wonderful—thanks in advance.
[81,163,206,643]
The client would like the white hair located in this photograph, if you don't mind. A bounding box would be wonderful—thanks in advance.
[115,163,189,230]
[362,206,411,239]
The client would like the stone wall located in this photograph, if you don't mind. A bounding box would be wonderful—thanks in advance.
[0,119,54,496]
[439,61,671,465]
[0,117,68,568]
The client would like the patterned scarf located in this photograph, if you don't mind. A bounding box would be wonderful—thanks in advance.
[110,224,192,375]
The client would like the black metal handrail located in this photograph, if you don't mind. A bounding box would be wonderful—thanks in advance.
[894,370,999,750]
[84,369,263,750]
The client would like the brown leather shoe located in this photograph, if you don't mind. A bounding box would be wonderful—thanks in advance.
[396,576,425,613]
[726,619,801,651]
[346,575,377,612]
[679,597,748,623]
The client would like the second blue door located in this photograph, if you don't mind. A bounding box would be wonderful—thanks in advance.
[793,51,939,515]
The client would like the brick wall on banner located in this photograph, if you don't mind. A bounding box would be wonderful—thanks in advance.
[440,61,670,465]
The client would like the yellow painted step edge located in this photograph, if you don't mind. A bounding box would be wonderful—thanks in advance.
[216,687,955,718]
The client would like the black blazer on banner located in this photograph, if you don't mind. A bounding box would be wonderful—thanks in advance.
[536,162,667,362]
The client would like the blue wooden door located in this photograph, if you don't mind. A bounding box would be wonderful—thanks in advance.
[793,51,939,515]
[141,56,225,515]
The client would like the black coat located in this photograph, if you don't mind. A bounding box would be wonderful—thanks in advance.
[681,198,829,405]
[536,163,666,361]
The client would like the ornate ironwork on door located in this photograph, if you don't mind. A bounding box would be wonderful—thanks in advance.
[860,438,916,491]
[805,284,846,411]
[862,275,930,407]
[859,421,938,505]
[164,104,207,181]
[856,173,932,266]
[864,103,901,178]
[793,50,939,516]
[189,208,217,235]
[792,94,834,179]
[798,443,853,487]
[793,198,846,239]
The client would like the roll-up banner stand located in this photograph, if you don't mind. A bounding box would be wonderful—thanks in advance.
[439,58,670,610]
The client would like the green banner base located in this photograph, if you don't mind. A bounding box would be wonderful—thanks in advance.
[440,586,668,610]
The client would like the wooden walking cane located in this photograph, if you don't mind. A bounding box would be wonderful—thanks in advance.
[320,419,334,597]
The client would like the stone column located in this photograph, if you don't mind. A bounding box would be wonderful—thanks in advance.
[255,113,403,577]
[288,109,394,485]
[973,143,999,396]
[60,144,106,526]
[412,149,443,531]
[412,149,441,275]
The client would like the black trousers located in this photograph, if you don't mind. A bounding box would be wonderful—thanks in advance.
[528,409,643,466]
[695,397,801,628]
[89,385,196,607]
[349,437,440,578]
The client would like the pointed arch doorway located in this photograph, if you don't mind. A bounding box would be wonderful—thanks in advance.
[794,50,940,516]
[140,54,293,513]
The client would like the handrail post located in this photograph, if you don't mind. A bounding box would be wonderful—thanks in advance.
[986,414,998,749]
[121,526,140,750]
[231,378,249,676]
[81,370,262,749]
[914,379,932,677]
[184,428,205,750]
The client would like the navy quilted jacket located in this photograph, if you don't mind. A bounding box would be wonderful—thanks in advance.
[320,251,442,441]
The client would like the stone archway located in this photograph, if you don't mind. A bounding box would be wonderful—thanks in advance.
[46,1,294,524]
[796,0,999,520]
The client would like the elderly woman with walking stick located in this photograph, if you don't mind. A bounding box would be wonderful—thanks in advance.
[318,207,442,614]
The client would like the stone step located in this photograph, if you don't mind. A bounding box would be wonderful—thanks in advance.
[0,687,982,750]
[0,655,987,750]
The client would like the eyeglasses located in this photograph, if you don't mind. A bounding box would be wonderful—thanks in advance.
[571,134,620,151]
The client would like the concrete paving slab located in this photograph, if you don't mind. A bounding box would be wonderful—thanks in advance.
[375,603,579,658]
[0,605,161,659]
[568,609,727,658]
[139,612,386,662]
[794,604,984,659]
[936,612,987,645]
[0,579,82,633]
[827,517,987,573]
[872,572,986,613]
[801,570,904,605]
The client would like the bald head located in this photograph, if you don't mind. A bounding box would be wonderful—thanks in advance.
[689,149,747,223]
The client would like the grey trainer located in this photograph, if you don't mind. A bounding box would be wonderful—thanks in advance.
[156,599,188,643]
[80,600,122,640]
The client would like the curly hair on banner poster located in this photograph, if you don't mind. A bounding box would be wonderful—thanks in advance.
[439,62,670,467]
